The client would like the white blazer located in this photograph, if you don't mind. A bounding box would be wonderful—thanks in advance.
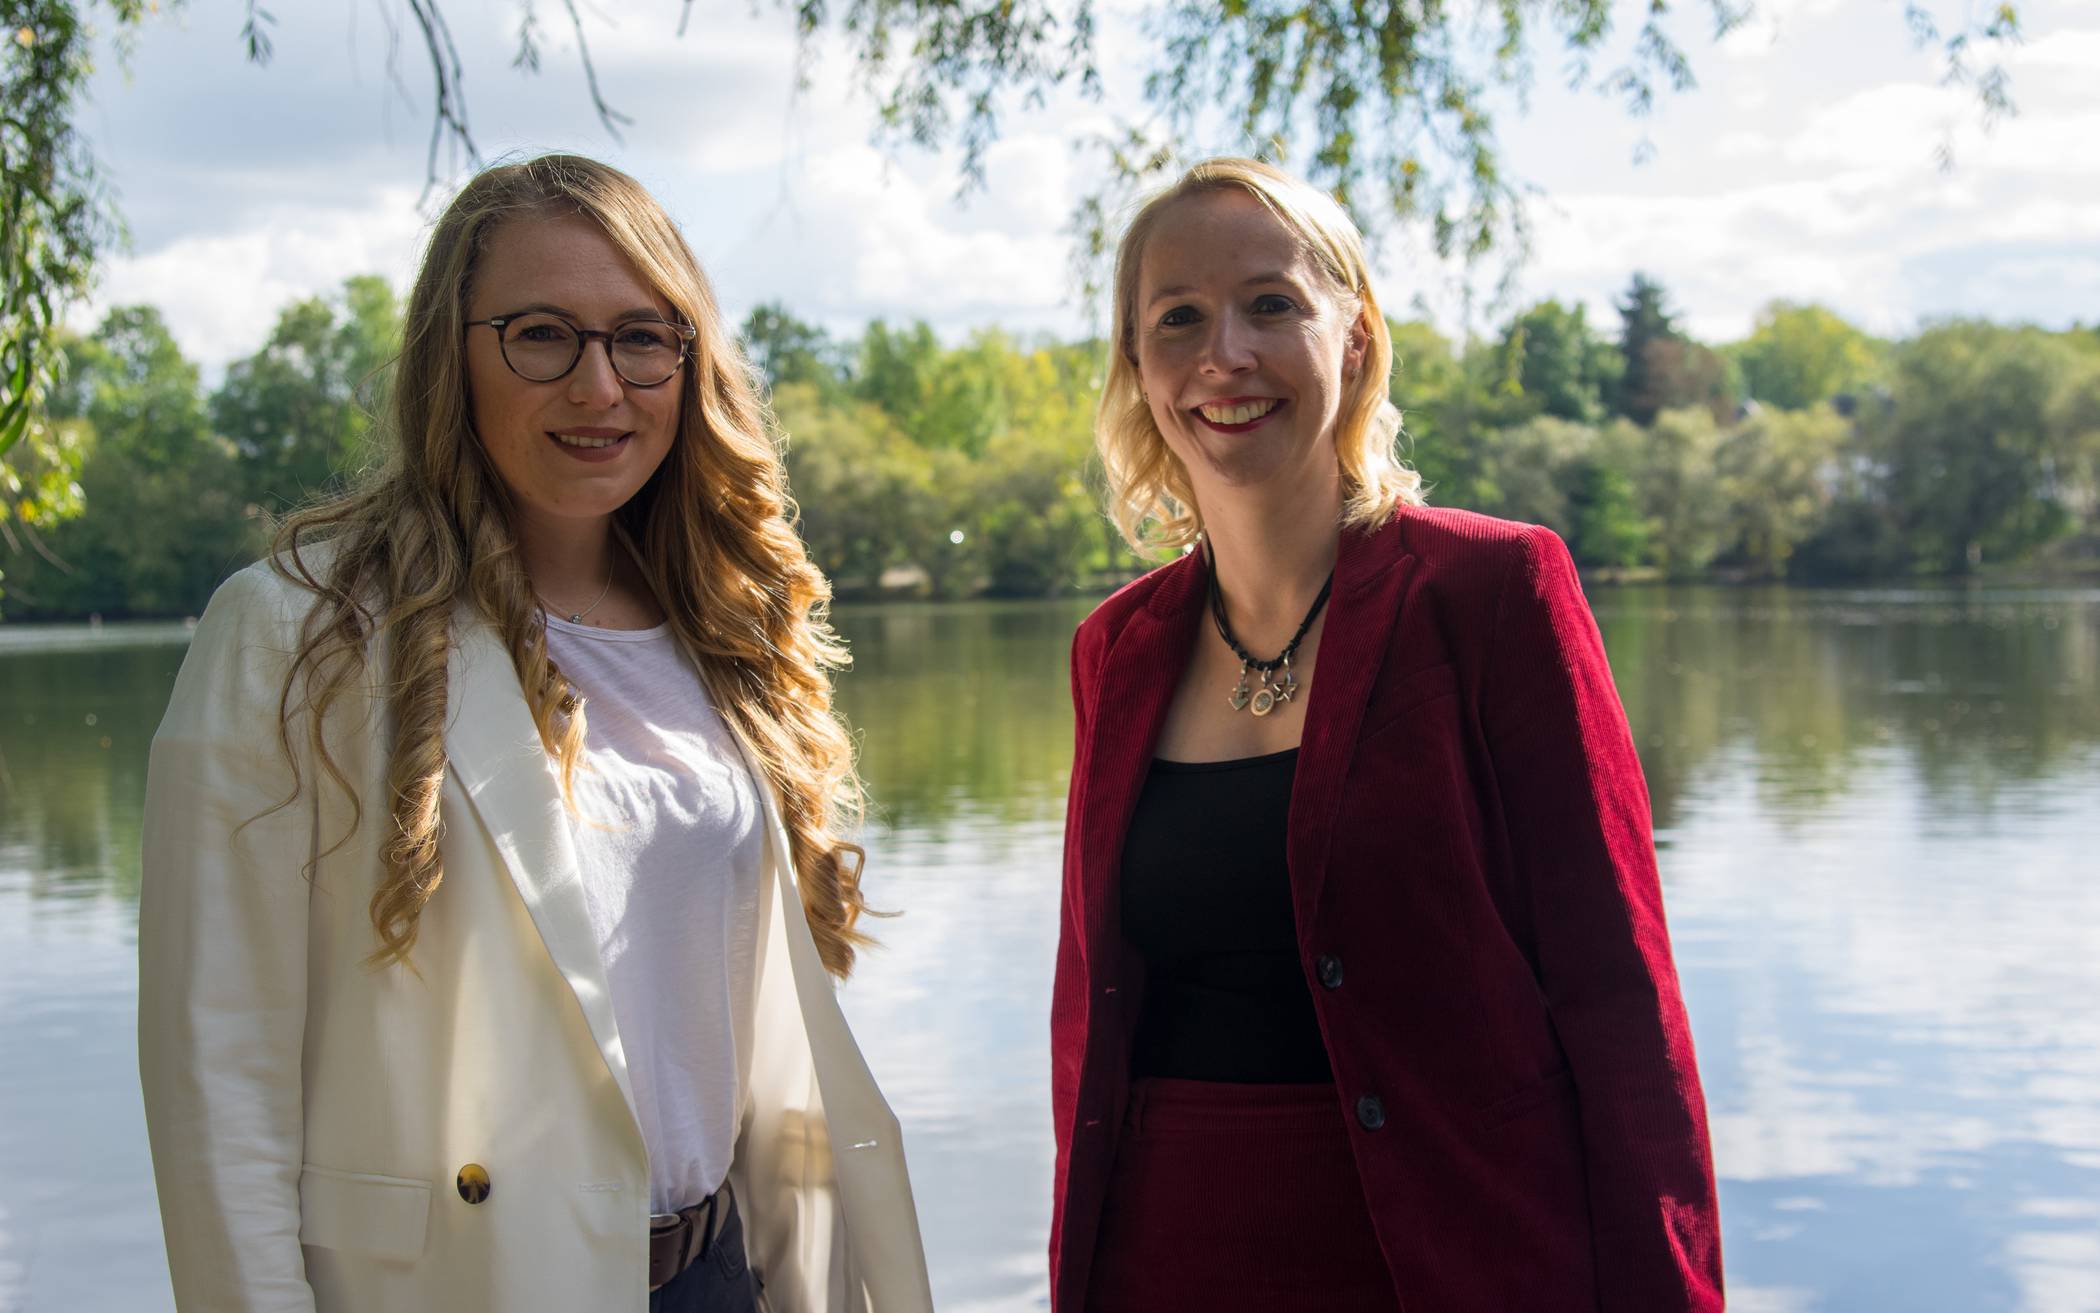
[138,559,935,1313]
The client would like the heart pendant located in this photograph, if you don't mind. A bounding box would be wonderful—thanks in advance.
[1229,686,1251,711]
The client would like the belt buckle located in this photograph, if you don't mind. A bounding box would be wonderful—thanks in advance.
[647,1191,721,1293]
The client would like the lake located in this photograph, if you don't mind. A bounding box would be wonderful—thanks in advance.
[3,585,2098,1312]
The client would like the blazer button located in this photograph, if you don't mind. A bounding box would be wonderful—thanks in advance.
[1355,1095,1386,1131]
[1316,953,1344,989]
[456,1163,491,1204]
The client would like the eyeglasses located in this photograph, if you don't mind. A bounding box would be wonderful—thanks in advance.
[466,311,697,387]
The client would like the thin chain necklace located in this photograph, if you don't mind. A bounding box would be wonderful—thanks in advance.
[541,560,615,626]
[1208,563,1334,716]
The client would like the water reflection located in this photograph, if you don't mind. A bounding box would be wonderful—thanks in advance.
[833,599,1093,830]
[2,590,2098,1312]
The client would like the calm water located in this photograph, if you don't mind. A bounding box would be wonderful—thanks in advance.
[3,587,2098,1312]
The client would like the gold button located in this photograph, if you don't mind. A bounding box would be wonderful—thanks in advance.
[456,1163,491,1204]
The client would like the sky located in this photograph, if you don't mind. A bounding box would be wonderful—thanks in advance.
[72,0,2100,375]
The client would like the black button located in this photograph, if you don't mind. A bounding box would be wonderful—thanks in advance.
[1316,953,1344,989]
[456,1163,491,1204]
[1355,1095,1386,1131]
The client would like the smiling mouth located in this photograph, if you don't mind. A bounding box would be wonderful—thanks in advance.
[1193,398,1283,429]
[551,431,628,449]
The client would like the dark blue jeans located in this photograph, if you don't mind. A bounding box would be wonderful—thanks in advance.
[648,1192,760,1313]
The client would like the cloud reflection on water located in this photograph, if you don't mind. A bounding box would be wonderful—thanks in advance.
[3,590,2098,1311]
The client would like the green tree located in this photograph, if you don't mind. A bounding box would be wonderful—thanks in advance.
[5,306,256,616]
[973,430,1099,596]
[1466,415,1595,530]
[1494,300,1618,424]
[4,0,2029,544]
[1386,318,1487,506]
[1,1,150,607]
[1597,408,1727,575]
[776,381,932,589]
[1613,274,1739,425]
[1731,302,1882,411]
[854,320,940,429]
[1614,273,1679,425]
[741,302,841,393]
[1875,321,2084,571]
[211,274,400,509]
[2043,352,2100,533]
[1713,406,1850,578]
[1564,455,1647,569]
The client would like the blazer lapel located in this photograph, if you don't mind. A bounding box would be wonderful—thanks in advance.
[442,613,640,1125]
[1077,553,1207,954]
[1288,511,1418,926]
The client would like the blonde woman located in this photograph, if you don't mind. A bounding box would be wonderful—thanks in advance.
[1050,158,1721,1311]
[138,155,932,1313]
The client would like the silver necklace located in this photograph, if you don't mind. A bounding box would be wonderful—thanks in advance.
[543,562,615,625]
[1209,566,1334,716]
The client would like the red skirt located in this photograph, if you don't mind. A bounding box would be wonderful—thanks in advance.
[1087,1078,1399,1313]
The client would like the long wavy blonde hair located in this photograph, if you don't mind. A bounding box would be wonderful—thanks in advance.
[1097,157,1422,555]
[270,154,870,976]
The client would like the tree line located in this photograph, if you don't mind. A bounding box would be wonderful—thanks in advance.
[2,272,2096,620]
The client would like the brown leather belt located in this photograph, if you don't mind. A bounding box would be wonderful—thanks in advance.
[648,1180,735,1293]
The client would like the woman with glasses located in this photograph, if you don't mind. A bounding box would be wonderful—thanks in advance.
[137,154,934,1313]
[1049,158,1721,1312]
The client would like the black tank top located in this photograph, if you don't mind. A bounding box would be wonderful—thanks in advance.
[1118,748,1333,1083]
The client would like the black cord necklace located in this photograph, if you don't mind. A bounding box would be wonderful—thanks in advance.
[1208,563,1334,716]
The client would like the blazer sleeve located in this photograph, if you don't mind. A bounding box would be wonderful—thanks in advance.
[138,567,320,1313]
[1481,527,1723,1312]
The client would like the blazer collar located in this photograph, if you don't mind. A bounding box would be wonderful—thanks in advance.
[441,610,640,1126]
[1077,551,1207,952]
[1286,506,1418,922]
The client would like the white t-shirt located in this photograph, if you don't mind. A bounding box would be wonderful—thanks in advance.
[542,613,765,1214]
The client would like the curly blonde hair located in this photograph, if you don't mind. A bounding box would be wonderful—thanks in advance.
[1097,157,1422,556]
[270,154,870,976]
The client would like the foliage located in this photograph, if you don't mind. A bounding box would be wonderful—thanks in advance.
[211,275,400,509]
[776,383,942,589]
[3,306,259,616]
[11,277,2100,620]
[1615,272,1681,426]
[2045,354,2100,531]
[772,324,1106,598]
[1629,408,1731,575]
[284,1,2028,276]
[1870,321,2087,572]
[1613,273,1739,426]
[1712,405,1851,578]
[1494,301,1620,425]
[0,1,149,601]
[0,0,2038,566]
[743,302,842,395]
[1564,456,1647,570]
[1732,301,1884,411]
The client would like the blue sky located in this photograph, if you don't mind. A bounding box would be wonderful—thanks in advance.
[75,0,2100,373]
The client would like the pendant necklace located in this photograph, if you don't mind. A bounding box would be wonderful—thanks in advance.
[1209,564,1334,717]
[543,561,615,626]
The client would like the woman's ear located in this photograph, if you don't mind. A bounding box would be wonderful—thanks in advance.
[1343,310,1371,381]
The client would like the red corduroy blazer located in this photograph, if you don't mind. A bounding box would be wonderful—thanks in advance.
[1049,504,1722,1313]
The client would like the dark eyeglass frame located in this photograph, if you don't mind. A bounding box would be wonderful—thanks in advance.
[465,311,698,387]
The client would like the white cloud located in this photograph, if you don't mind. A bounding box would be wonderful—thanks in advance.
[2005,25,2100,72]
[2005,1229,2100,1313]
[65,0,2100,366]
[1719,0,1851,60]
[84,188,430,375]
